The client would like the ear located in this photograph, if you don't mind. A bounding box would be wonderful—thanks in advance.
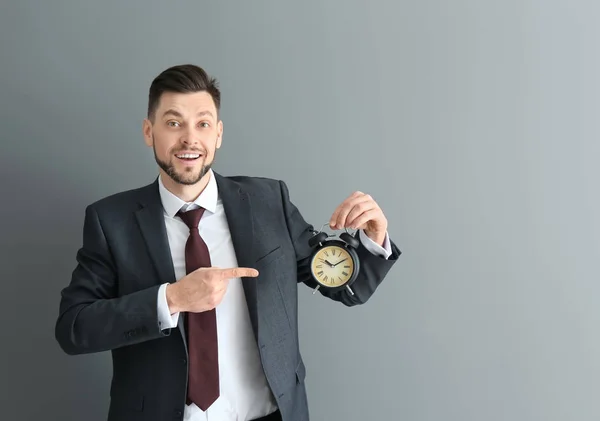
[142,118,153,147]
[216,120,224,149]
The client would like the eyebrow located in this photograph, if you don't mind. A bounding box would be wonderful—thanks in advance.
[162,109,214,119]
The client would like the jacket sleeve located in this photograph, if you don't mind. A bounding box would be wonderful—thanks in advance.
[55,204,168,355]
[278,180,402,306]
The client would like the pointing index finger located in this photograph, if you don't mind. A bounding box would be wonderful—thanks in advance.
[219,267,259,280]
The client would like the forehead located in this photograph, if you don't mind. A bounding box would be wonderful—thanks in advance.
[157,91,217,117]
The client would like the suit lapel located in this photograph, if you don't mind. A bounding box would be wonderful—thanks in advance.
[134,180,188,348]
[135,181,176,285]
[214,173,260,339]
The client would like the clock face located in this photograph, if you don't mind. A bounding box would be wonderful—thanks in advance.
[310,245,355,287]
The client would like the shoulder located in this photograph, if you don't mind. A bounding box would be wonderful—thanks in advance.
[84,180,156,216]
[216,173,289,198]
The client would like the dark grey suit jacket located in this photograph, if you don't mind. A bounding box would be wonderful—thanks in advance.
[55,172,401,421]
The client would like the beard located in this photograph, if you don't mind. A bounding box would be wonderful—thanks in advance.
[152,140,214,186]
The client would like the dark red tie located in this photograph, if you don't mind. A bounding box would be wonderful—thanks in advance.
[177,207,219,410]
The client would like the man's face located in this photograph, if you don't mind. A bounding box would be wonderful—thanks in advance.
[143,91,223,185]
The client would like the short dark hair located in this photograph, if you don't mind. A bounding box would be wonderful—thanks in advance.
[147,64,221,121]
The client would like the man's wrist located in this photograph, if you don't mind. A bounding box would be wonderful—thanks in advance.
[166,283,182,314]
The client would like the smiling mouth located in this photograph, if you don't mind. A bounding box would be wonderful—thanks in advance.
[175,153,203,161]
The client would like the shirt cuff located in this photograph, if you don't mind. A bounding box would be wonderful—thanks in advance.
[157,283,180,330]
[359,229,392,259]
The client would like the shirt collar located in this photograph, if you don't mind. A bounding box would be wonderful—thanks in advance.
[157,169,218,217]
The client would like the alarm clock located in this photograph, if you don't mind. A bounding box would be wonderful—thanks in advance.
[308,223,360,296]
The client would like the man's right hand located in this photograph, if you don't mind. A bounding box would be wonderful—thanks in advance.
[165,267,259,314]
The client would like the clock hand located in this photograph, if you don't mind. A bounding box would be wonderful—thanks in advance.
[318,258,335,267]
[333,258,348,267]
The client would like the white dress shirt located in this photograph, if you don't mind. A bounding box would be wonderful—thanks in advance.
[155,170,392,421]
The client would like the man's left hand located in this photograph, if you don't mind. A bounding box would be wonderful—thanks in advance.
[329,191,388,246]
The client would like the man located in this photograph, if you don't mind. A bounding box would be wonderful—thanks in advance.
[55,64,401,421]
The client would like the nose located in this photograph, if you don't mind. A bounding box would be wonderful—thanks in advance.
[181,125,200,146]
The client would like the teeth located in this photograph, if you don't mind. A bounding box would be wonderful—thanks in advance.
[176,154,200,159]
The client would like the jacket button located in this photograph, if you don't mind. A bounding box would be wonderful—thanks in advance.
[173,409,182,418]
[182,358,187,365]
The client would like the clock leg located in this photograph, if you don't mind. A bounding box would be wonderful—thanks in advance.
[312,285,321,295]
[346,285,355,295]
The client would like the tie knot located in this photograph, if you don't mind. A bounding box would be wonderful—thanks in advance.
[177,207,206,230]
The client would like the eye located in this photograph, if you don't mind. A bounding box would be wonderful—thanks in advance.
[199,122,210,128]
[167,121,180,127]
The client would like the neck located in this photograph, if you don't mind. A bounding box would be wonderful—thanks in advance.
[159,170,212,202]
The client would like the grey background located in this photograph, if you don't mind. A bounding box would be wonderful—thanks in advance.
[1,0,599,420]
